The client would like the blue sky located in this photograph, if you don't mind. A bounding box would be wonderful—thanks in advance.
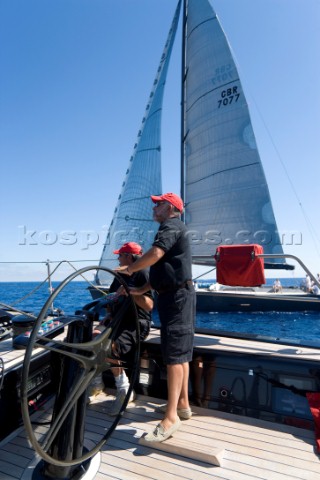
[1,0,319,282]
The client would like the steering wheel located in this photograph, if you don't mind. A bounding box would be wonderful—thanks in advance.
[20,266,140,467]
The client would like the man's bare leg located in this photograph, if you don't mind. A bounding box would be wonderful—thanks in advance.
[162,363,184,430]
[178,362,190,409]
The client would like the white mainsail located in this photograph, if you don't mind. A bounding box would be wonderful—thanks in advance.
[182,0,285,267]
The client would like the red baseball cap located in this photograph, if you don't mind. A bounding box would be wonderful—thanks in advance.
[113,242,143,255]
[151,192,184,213]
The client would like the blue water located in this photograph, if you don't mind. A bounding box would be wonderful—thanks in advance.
[1,279,320,344]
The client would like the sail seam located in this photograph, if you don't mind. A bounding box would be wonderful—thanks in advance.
[187,17,217,40]
[145,107,162,122]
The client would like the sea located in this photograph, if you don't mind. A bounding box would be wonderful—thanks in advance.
[1,278,320,345]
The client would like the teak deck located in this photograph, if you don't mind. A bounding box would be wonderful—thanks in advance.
[1,330,320,479]
[0,393,319,480]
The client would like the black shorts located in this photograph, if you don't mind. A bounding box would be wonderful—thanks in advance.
[113,318,150,359]
[157,286,196,365]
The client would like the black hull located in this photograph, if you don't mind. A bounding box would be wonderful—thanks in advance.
[196,290,320,312]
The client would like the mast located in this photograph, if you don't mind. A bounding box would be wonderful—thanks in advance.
[180,0,187,218]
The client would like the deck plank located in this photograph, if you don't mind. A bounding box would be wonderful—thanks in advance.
[91,395,320,480]
[139,433,224,466]
[1,394,318,480]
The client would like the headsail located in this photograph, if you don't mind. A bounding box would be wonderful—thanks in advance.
[182,0,286,268]
[97,1,181,285]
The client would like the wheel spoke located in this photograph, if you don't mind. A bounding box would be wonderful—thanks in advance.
[34,327,113,371]
[20,265,140,467]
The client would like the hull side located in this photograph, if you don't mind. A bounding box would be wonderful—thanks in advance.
[196,290,320,312]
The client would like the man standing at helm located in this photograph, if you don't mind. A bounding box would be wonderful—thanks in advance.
[116,192,195,442]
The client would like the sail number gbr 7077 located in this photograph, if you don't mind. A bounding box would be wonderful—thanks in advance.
[218,86,240,108]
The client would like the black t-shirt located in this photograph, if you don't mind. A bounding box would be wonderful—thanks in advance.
[150,217,192,291]
[109,269,152,324]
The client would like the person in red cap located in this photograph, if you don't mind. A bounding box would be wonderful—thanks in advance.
[113,242,143,256]
[91,241,153,415]
[116,193,195,442]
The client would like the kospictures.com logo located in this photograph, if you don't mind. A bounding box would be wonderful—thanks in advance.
[17,225,302,250]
